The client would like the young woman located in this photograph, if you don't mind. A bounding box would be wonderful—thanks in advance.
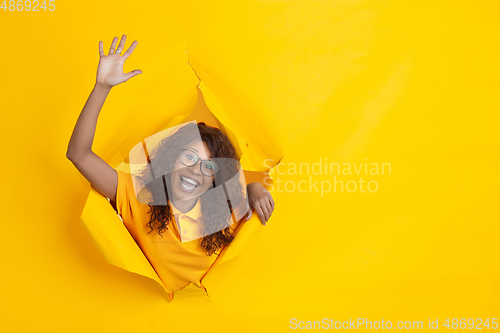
[66,35,274,300]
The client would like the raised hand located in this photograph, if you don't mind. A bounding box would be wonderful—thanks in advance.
[96,35,142,88]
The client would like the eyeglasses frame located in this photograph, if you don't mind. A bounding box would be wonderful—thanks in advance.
[180,148,219,177]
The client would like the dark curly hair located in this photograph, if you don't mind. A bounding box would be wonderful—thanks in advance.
[134,122,245,256]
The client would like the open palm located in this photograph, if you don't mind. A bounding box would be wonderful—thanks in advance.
[96,35,142,87]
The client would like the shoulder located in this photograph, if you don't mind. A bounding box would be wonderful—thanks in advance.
[115,170,154,211]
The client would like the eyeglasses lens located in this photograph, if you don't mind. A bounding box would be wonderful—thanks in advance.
[180,150,219,176]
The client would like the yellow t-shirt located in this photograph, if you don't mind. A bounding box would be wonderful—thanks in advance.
[114,170,242,300]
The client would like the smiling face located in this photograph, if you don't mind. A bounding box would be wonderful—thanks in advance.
[170,140,215,206]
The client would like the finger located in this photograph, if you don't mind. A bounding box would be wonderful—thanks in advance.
[268,194,275,210]
[264,196,274,213]
[98,41,104,58]
[123,69,143,81]
[245,208,253,221]
[265,197,274,216]
[255,205,267,225]
[108,36,118,54]
[115,34,127,54]
[260,201,271,222]
[122,40,138,60]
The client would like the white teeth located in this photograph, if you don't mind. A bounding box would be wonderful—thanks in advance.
[182,182,195,190]
[181,176,198,186]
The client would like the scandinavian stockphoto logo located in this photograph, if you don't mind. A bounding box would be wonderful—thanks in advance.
[264,157,392,196]
[127,121,248,243]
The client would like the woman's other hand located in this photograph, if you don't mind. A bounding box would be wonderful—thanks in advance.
[96,35,142,88]
[245,182,275,226]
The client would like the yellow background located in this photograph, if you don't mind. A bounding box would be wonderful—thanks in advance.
[0,0,498,331]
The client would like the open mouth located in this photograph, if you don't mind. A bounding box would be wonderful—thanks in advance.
[179,175,200,193]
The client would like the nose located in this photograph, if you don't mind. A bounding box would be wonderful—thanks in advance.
[188,160,202,176]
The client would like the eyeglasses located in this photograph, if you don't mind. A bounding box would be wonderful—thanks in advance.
[180,149,219,177]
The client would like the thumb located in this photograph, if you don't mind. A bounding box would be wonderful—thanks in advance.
[124,69,143,81]
[245,208,253,221]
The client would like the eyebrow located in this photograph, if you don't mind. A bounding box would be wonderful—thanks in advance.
[187,147,213,159]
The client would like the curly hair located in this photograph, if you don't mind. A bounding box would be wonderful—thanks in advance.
[134,122,245,256]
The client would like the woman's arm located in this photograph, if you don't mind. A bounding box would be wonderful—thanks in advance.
[66,35,142,203]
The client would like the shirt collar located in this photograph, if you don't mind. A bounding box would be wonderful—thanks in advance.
[169,198,202,221]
